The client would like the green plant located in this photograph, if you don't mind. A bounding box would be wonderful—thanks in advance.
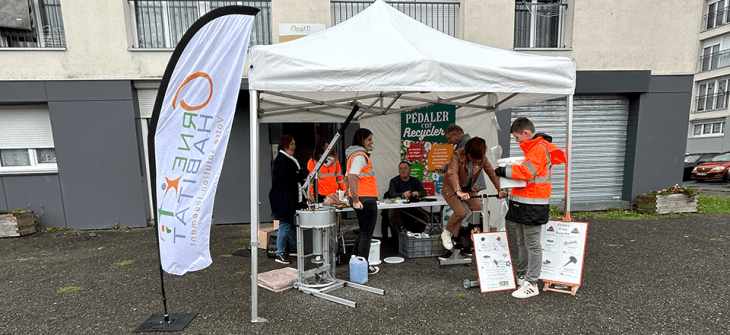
[549,205,564,220]
[455,292,465,299]
[58,286,81,293]
[698,194,730,214]
[235,238,250,244]
[112,223,131,231]
[236,271,246,275]
[0,209,25,215]
[575,208,649,221]
[710,238,724,242]
[220,255,232,258]
[43,227,58,233]
[115,260,135,266]
[645,184,698,200]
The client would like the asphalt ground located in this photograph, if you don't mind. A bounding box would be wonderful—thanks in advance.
[683,179,730,198]
[1,213,728,334]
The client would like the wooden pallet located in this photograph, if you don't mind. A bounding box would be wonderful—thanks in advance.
[0,212,38,238]
[543,280,580,295]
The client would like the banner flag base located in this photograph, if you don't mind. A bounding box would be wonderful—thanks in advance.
[134,313,197,333]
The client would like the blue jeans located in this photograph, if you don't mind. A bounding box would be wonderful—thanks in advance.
[276,221,296,254]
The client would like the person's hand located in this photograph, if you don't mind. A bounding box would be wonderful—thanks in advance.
[494,167,506,177]
[457,191,470,201]
[412,191,420,197]
[403,191,411,198]
[498,189,508,199]
[353,200,363,210]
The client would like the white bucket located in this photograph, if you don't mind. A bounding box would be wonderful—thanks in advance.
[368,239,381,265]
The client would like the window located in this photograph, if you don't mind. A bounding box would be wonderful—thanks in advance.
[706,0,728,31]
[692,121,726,137]
[0,106,58,174]
[331,1,460,38]
[0,0,66,48]
[514,0,567,48]
[696,78,729,111]
[129,0,272,49]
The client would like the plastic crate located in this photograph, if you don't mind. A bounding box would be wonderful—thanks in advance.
[398,232,445,258]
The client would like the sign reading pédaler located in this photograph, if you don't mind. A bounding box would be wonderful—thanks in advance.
[400,104,455,195]
[155,14,254,276]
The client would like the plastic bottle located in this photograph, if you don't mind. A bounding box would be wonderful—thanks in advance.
[349,255,368,284]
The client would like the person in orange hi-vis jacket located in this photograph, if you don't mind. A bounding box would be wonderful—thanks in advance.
[494,117,566,299]
[307,138,345,203]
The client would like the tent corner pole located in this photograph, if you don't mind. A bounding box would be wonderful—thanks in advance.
[249,89,267,323]
[563,94,573,222]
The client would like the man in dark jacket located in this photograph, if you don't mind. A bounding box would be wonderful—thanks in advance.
[386,161,429,234]
[269,135,308,264]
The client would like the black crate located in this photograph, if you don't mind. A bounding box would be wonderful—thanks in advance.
[398,232,445,258]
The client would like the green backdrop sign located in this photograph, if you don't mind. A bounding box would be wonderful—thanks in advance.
[400,104,456,195]
[401,104,456,142]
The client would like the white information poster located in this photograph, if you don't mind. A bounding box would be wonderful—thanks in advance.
[472,232,516,293]
[539,221,589,285]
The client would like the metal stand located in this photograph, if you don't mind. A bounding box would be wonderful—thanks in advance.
[294,212,383,307]
[439,210,477,266]
[134,313,197,333]
[439,248,472,266]
[463,279,479,290]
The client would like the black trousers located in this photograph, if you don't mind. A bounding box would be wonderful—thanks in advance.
[353,197,378,262]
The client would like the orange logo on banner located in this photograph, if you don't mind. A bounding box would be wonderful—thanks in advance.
[427,144,453,170]
[173,72,213,111]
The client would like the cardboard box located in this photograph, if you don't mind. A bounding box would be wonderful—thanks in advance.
[258,227,277,249]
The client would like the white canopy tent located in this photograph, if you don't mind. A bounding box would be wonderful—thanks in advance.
[246,0,575,321]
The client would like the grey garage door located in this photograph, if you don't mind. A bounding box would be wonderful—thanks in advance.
[509,95,629,204]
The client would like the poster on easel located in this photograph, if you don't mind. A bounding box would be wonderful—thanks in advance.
[400,104,455,195]
[538,221,589,285]
[472,232,516,293]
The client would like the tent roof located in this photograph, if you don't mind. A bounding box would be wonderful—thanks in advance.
[248,0,575,122]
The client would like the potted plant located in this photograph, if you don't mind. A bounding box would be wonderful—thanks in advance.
[636,184,699,214]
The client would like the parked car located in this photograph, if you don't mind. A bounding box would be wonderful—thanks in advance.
[691,151,730,182]
[684,152,718,180]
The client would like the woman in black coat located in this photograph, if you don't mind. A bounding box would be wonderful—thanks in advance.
[269,135,308,264]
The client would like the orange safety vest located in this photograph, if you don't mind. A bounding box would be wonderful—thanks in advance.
[307,158,345,198]
[505,136,566,204]
[346,151,378,198]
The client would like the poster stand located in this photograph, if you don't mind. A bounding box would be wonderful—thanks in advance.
[542,281,580,295]
[538,220,588,296]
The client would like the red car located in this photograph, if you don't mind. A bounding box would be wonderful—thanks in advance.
[691,151,730,182]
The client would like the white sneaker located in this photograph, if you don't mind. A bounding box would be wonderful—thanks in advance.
[441,230,453,250]
[512,282,539,299]
[516,275,526,286]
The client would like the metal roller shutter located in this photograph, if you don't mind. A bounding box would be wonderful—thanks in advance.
[134,81,160,119]
[509,95,629,204]
[0,105,55,149]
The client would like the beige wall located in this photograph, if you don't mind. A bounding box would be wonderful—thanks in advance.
[461,0,514,50]
[0,0,704,80]
[570,0,701,74]
[0,1,171,80]
[271,0,331,43]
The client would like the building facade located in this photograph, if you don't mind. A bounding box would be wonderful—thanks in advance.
[687,0,730,154]
[0,0,698,229]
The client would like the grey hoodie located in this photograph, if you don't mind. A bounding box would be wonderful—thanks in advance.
[345,145,369,159]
